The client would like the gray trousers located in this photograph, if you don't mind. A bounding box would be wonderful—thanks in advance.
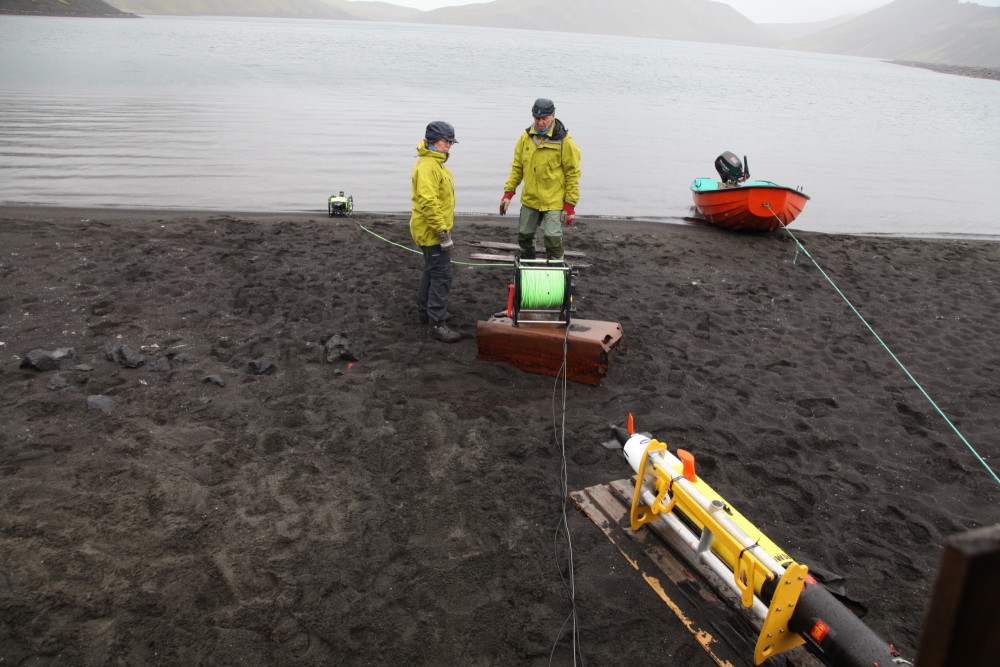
[417,244,452,326]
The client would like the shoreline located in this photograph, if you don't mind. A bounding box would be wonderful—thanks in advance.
[890,60,1000,81]
[1,205,997,664]
[4,203,999,242]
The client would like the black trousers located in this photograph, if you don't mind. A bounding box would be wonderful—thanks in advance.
[417,244,452,326]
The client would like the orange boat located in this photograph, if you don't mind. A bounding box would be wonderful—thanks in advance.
[691,152,810,232]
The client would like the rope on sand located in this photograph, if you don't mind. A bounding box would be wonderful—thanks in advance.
[352,219,514,267]
[771,212,1000,486]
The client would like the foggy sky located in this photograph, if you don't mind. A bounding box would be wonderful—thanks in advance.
[384,0,1000,24]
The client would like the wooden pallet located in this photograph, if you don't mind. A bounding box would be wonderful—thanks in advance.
[467,240,588,257]
[570,479,824,667]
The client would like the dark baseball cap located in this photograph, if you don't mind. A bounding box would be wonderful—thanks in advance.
[425,120,458,144]
[531,98,555,117]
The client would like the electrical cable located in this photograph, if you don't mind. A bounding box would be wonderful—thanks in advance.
[548,327,585,666]
[519,269,567,309]
[352,218,515,267]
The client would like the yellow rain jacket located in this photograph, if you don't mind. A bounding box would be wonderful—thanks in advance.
[410,141,455,247]
[503,119,581,211]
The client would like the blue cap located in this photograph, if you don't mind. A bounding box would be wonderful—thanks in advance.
[531,98,555,117]
[425,120,458,144]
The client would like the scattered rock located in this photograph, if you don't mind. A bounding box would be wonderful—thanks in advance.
[47,374,70,391]
[147,351,193,372]
[20,347,78,371]
[247,359,276,376]
[325,333,360,362]
[147,358,172,372]
[200,375,226,387]
[169,352,193,367]
[86,395,117,414]
[104,342,144,368]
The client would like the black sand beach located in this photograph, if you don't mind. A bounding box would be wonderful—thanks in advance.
[1,206,998,665]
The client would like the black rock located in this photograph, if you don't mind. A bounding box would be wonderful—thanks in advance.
[47,374,70,391]
[147,358,172,372]
[20,347,78,371]
[104,342,144,368]
[169,353,193,367]
[247,359,276,376]
[325,333,360,362]
[86,395,117,414]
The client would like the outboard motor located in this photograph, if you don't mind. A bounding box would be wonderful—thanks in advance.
[715,151,749,185]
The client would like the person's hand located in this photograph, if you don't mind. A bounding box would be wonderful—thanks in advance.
[499,192,515,215]
[561,202,576,225]
[438,231,454,251]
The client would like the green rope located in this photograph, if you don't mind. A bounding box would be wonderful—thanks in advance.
[772,210,999,485]
[351,219,514,267]
[520,269,566,308]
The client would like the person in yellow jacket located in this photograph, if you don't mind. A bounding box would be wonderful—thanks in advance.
[499,98,581,260]
[411,121,461,343]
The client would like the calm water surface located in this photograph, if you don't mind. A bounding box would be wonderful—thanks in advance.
[1,15,999,237]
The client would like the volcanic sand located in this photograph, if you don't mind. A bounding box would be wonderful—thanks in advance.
[1,206,997,664]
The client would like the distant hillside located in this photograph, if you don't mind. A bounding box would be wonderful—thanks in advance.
[415,0,778,48]
[338,0,420,22]
[92,0,1000,69]
[760,14,864,43]
[787,0,1000,68]
[102,0,421,20]
[0,0,134,16]
[106,0,357,18]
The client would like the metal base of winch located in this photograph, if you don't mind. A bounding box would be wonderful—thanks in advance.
[475,314,624,386]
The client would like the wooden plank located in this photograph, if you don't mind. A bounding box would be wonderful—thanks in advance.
[916,523,1000,667]
[469,251,590,267]
[467,240,587,257]
[572,484,754,667]
[573,480,826,667]
[468,252,517,262]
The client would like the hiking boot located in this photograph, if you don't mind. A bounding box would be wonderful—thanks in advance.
[429,325,461,343]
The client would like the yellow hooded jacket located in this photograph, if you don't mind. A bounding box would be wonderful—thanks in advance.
[503,119,581,212]
[409,141,455,247]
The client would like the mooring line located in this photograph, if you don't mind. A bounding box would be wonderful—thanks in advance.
[768,207,999,485]
[351,218,514,267]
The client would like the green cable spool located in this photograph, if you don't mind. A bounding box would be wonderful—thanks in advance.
[518,268,567,309]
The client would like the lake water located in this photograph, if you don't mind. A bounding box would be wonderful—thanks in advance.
[1,15,998,237]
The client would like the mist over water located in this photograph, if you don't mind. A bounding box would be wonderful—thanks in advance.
[1,15,998,237]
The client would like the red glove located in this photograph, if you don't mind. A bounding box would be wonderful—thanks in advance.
[561,202,576,225]
[499,192,515,215]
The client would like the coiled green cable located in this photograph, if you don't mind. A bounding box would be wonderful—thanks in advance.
[519,269,566,308]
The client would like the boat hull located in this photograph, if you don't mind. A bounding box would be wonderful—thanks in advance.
[691,179,810,232]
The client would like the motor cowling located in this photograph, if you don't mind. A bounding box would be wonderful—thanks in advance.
[715,151,748,185]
